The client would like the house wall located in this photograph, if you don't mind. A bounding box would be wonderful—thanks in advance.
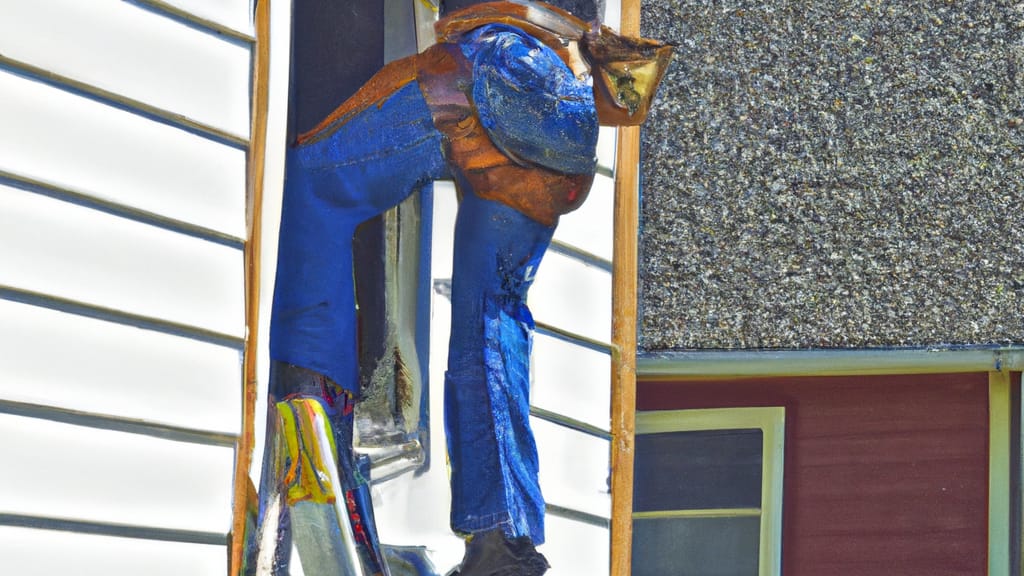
[0,1,254,573]
[638,373,991,575]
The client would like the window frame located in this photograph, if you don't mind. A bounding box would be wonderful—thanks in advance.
[634,406,785,576]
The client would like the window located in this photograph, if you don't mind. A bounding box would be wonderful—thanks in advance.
[632,407,785,576]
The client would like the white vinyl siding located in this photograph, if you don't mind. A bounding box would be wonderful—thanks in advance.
[0,0,251,138]
[0,1,254,573]
[0,299,241,434]
[0,526,227,576]
[0,68,247,238]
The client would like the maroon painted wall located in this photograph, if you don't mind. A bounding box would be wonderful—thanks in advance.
[638,373,990,576]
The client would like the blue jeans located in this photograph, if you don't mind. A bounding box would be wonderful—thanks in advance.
[445,192,555,544]
[271,39,575,547]
[271,80,447,393]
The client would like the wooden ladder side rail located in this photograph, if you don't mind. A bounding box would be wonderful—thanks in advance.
[231,0,271,574]
[610,1,642,575]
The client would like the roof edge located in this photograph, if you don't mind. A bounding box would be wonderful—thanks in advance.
[638,346,1024,378]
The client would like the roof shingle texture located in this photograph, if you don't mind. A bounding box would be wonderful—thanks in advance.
[639,0,1023,351]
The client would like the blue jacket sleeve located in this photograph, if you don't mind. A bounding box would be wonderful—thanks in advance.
[459,24,598,175]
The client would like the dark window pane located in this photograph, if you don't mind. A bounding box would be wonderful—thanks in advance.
[632,516,760,576]
[634,429,762,511]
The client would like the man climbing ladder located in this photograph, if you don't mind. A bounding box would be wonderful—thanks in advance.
[248,2,671,574]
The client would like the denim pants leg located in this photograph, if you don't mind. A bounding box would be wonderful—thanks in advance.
[445,191,556,545]
[271,80,448,394]
[257,78,447,575]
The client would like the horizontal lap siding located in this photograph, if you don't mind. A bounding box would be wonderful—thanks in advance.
[0,414,235,533]
[0,1,252,571]
[0,69,247,238]
[0,185,245,337]
[0,0,250,138]
[638,373,989,576]
[0,299,241,434]
[0,526,226,576]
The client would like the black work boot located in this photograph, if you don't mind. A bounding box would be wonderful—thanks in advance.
[448,529,550,576]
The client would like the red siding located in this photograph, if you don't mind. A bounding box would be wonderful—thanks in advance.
[638,373,990,576]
